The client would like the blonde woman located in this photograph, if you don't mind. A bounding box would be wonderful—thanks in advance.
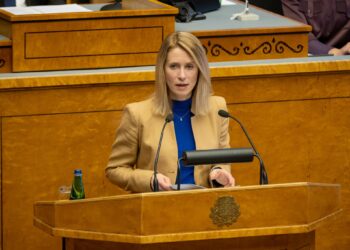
[106,32,235,193]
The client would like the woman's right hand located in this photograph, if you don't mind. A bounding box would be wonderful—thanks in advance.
[151,173,172,191]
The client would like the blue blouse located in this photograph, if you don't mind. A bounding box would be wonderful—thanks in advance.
[172,98,196,184]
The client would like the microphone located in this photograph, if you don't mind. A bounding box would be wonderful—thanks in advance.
[100,0,122,11]
[182,148,254,165]
[153,114,174,192]
[218,110,268,185]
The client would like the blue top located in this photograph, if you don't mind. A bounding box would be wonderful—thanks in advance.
[172,98,195,184]
[4,0,16,6]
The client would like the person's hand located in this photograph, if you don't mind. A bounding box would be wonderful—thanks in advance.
[340,42,350,55]
[329,43,350,56]
[151,173,172,191]
[209,168,235,187]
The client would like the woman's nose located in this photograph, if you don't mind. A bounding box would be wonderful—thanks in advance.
[178,67,186,79]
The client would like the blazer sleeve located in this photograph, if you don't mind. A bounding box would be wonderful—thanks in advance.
[105,104,154,193]
[213,96,231,173]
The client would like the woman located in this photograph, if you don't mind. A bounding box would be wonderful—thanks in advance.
[106,32,235,193]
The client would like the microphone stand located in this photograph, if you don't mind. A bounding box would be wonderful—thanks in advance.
[153,114,173,192]
[230,0,259,21]
[218,110,268,184]
[254,153,268,185]
[229,115,268,184]
[100,0,122,11]
[176,158,182,190]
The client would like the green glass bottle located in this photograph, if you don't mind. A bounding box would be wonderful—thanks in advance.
[70,169,85,200]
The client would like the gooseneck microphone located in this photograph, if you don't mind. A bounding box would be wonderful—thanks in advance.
[153,114,174,192]
[180,148,255,190]
[218,110,268,185]
[182,148,254,165]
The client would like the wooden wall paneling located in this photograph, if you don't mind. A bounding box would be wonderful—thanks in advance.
[0,83,153,250]
[211,71,350,250]
[2,112,120,250]
[211,72,350,185]
[0,58,349,250]
[0,83,154,117]
[0,46,11,73]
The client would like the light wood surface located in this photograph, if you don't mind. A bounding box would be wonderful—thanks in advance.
[0,57,349,250]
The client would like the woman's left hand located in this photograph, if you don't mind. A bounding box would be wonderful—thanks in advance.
[209,168,235,187]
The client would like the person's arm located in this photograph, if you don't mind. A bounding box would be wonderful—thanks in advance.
[308,37,333,55]
[105,105,155,193]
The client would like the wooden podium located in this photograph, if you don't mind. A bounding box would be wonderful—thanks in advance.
[34,182,341,250]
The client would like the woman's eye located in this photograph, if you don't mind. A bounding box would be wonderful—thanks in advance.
[186,64,194,70]
[169,64,178,69]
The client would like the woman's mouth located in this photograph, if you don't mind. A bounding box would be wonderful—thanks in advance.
[176,83,188,88]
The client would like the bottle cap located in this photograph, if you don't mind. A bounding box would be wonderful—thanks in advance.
[74,169,82,175]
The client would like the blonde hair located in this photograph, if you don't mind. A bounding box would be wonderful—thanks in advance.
[154,32,212,116]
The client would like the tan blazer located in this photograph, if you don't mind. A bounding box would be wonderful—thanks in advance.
[106,96,231,193]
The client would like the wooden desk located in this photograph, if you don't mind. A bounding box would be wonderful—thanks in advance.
[176,1,311,62]
[0,1,310,73]
[0,0,177,72]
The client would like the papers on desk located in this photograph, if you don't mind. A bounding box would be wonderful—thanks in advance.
[171,184,206,190]
[0,4,92,15]
[221,0,236,5]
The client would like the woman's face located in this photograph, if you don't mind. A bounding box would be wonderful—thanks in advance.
[165,47,199,101]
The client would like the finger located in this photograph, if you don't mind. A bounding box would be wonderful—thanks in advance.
[209,171,218,180]
[216,170,234,186]
[158,176,171,191]
[224,176,235,187]
[161,176,172,187]
[159,183,171,191]
[214,173,229,186]
[210,168,222,179]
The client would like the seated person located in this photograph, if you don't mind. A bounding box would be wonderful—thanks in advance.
[105,32,235,193]
[282,0,350,55]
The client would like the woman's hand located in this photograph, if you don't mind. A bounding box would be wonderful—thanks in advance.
[209,168,235,187]
[151,173,172,191]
